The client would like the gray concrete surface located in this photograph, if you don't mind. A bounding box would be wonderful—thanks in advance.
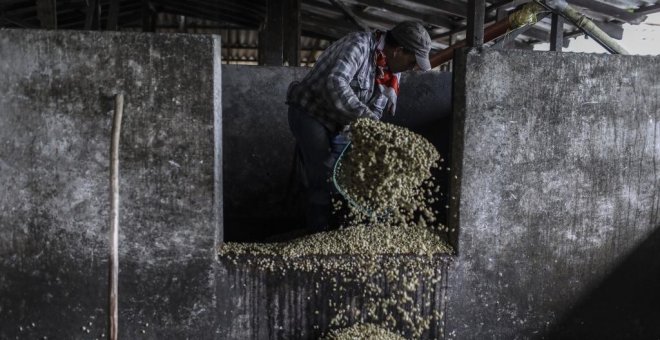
[223,65,453,241]
[448,48,660,339]
[0,29,222,339]
[216,255,451,339]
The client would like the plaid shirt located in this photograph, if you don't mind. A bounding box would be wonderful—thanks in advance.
[287,31,389,133]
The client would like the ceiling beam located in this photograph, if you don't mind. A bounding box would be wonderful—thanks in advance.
[634,3,660,16]
[158,0,261,26]
[566,0,646,24]
[302,10,354,36]
[399,0,467,17]
[328,0,370,31]
[486,0,531,11]
[36,0,57,29]
[107,0,120,30]
[349,0,455,28]
[158,6,259,28]
[0,13,39,28]
[182,0,265,20]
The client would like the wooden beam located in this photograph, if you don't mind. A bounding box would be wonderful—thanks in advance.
[191,0,265,19]
[394,0,467,18]
[496,6,508,21]
[36,0,57,29]
[302,11,353,38]
[0,13,39,28]
[349,0,455,28]
[519,26,548,41]
[550,12,564,51]
[107,0,120,30]
[260,0,284,65]
[84,0,101,30]
[635,3,660,16]
[283,0,301,66]
[487,0,531,12]
[328,0,370,31]
[466,0,485,47]
[566,0,646,24]
[141,0,156,32]
[158,0,260,27]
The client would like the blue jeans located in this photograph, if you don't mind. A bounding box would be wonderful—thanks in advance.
[288,105,349,231]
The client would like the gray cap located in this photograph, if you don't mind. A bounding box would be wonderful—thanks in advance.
[390,21,432,71]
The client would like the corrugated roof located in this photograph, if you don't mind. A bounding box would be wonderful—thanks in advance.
[1,0,657,65]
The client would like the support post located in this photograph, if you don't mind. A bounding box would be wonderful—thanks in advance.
[283,0,301,66]
[107,0,120,30]
[466,0,485,47]
[550,13,564,52]
[260,0,284,66]
[36,0,57,29]
[84,0,101,30]
[141,0,157,32]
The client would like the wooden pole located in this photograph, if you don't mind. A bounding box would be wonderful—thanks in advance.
[109,94,124,340]
[466,0,486,47]
[429,19,510,68]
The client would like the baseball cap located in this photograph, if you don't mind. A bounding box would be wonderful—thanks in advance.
[390,21,432,71]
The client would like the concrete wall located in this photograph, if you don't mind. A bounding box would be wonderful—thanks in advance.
[0,30,222,339]
[222,65,453,241]
[216,255,451,339]
[448,48,660,339]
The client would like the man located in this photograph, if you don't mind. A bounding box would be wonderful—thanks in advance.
[287,21,433,232]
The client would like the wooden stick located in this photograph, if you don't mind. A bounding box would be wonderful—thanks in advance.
[109,93,124,340]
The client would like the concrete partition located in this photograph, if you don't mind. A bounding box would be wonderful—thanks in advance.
[0,30,222,339]
[448,48,660,339]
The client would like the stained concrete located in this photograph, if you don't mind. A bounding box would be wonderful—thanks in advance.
[216,255,451,339]
[222,65,453,241]
[448,48,660,339]
[0,29,222,339]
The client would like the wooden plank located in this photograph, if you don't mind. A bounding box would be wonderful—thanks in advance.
[328,0,370,31]
[349,0,455,28]
[36,0,57,29]
[260,0,284,65]
[0,13,39,28]
[635,3,660,16]
[550,13,564,51]
[467,0,485,47]
[283,0,301,66]
[393,0,467,17]
[84,0,101,30]
[567,0,646,24]
[157,0,260,27]
[141,0,157,32]
[107,0,120,30]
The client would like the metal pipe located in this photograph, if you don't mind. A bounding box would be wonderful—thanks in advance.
[541,0,629,54]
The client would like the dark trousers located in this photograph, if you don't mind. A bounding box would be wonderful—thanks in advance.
[287,105,349,231]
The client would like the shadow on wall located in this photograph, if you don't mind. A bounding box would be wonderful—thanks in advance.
[546,224,660,339]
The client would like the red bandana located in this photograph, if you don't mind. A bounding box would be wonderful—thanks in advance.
[374,32,401,115]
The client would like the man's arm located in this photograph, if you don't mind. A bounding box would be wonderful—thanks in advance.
[323,34,378,125]
[368,88,388,119]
